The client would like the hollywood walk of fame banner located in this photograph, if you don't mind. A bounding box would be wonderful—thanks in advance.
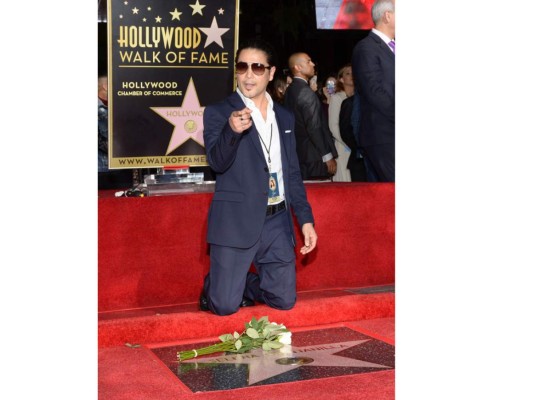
[107,0,239,169]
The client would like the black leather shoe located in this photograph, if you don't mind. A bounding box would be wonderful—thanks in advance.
[200,293,255,311]
[199,293,209,311]
[240,296,255,307]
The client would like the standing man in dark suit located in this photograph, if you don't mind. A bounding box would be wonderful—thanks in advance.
[352,0,395,182]
[200,39,318,316]
[284,53,337,180]
[339,94,368,181]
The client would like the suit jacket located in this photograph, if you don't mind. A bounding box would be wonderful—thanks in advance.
[352,31,395,147]
[203,91,314,249]
[283,78,338,165]
[339,95,367,181]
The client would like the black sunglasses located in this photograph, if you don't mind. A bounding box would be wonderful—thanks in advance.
[235,61,272,76]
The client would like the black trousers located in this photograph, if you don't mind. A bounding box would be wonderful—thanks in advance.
[363,143,395,182]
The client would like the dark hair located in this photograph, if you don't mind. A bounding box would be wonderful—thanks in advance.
[236,38,277,67]
[268,71,289,104]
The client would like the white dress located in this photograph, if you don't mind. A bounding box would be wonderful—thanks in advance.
[328,91,351,182]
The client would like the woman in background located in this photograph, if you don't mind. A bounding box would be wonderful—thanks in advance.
[328,64,354,182]
[268,71,291,105]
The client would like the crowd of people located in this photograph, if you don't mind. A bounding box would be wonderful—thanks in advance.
[267,0,395,183]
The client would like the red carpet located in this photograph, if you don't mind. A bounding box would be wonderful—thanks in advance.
[99,183,395,398]
[99,288,394,347]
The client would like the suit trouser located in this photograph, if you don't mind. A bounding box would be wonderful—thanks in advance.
[363,143,395,182]
[203,208,296,316]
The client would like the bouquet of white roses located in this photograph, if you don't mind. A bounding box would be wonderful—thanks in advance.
[177,316,292,362]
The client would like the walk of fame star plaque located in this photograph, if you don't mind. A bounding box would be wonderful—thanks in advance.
[150,326,395,392]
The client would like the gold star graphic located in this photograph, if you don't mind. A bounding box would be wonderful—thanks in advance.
[189,0,206,16]
[132,7,139,14]
[155,16,162,23]
[170,8,182,21]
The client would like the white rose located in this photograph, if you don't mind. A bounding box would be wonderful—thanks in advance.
[278,331,292,345]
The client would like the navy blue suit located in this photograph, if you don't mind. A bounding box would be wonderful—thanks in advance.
[202,92,315,315]
[352,31,395,182]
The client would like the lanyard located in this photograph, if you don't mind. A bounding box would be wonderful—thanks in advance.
[258,123,273,170]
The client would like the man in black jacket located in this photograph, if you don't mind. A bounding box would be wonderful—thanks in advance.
[284,53,337,180]
[339,94,367,182]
